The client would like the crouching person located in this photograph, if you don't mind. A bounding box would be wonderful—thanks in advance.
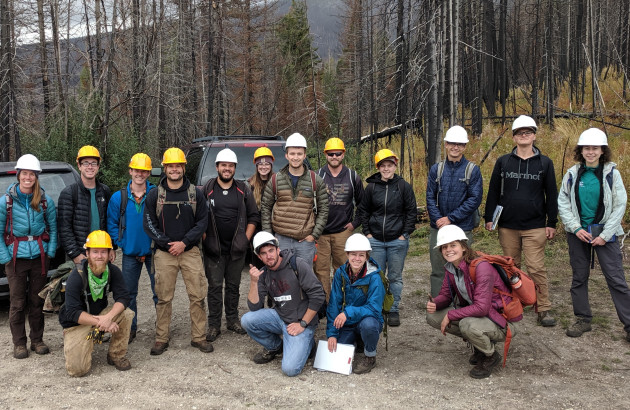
[426,225,518,379]
[58,231,134,377]
[242,232,325,377]
[327,234,384,374]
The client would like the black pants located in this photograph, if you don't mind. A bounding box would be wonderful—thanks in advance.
[204,254,246,329]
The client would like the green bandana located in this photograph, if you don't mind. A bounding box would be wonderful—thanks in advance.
[87,265,109,301]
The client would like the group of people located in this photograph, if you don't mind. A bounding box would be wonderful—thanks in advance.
[2,115,629,379]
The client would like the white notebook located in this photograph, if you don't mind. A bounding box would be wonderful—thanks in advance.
[313,340,355,375]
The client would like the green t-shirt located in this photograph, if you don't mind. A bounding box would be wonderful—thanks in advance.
[88,188,100,232]
[578,166,600,228]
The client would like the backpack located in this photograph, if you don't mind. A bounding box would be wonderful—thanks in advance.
[468,251,538,366]
[51,263,110,314]
[117,185,154,242]
[271,170,318,214]
[156,183,197,218]
[340,267,394,350]
[436,161,481,227]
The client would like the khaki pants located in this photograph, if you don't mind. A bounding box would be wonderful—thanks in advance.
[63,307,134,377]
[426,308,515,356]
[154,248,208,343]
[314,229,353,301]
[498,227,551,311]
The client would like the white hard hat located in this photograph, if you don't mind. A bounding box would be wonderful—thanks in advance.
[512,115,538,134]
[344,233,372,252]
[444,125,469,143]
[285,133,307,150]
[434,225,468,249]
[15,154,42,173]
[253,231,279,255]
[577,128,608,146]
[215,148,238,164]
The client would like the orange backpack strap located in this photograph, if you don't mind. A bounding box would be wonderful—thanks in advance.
[503,325,513,367]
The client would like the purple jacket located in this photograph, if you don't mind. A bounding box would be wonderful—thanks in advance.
[433,260,522,328]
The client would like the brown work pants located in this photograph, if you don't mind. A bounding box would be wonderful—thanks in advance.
[314,229,353,301]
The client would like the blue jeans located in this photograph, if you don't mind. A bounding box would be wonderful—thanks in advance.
[276,233,316,268]
[368,237,409,312]
[241,308,315,377]
[122,254,157,332]
[337,316,382,357]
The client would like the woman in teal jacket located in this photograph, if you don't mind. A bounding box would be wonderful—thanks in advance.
[558,128,630,341]
[0,154,57,359]
[326,234,385,374]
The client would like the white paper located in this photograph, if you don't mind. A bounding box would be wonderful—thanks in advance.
[313,340,355,375]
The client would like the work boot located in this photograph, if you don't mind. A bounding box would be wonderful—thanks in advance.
[191,340,214,353]
[253,344,283,364]
[353,355,376,374]
[537,311,557,327]
[128,330,137,344]
[30,341,50,355]
[14,345,28,359]
[206,327,221,342]
[388,312,401,327]
[566,318,592,337]
[227,322,247,335]
[150,341,169,355]
[468,347,485,365]
[107,355,132,371]
[469,351,501,379]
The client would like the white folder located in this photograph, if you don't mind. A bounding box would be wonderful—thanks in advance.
[313,340,355,375]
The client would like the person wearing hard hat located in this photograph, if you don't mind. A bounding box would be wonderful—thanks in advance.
[0,154,58,359]
[558,128,630,342]
[261,133,328,267]
[202,148,260,343]
[426,225,519,379]
[326,234,385,374]
[241,231,325,377]
[58,230,134,376]
[248,147,275,209]
[314,138,365,302]
[357,148,417,327]
[426,126,483,297]
[484,115,558,327]
[58,145,112,268]
[106,153,157,343]
[143,147,212,355]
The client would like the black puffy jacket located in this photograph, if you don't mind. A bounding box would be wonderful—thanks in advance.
[58,179,111,259]
[358,173,417,242]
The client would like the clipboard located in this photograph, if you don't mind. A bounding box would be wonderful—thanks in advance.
[313,340,355,375]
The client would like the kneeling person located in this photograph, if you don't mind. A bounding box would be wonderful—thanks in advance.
[58,231,134,377]
[242,232,325,377]
[426,225,519,379]
[326,234,385,374]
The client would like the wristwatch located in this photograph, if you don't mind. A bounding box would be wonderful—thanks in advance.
[299,320,308,328]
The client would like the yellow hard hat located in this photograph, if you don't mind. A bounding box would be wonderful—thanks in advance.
[161,147,187,165]
[77,145,101,162]
[324,138,345,152]
[84,230,113,249]
[253,147,275,164]
[374,149,399,168]
[129,153,152,170]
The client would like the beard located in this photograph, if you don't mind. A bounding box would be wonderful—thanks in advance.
[88,259,108,275]
[218,173,233,183]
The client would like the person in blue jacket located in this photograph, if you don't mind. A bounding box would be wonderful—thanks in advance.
[426,125,483,297]
[326,233,385,374]
[107,153,156,343]
[0,154,57,359]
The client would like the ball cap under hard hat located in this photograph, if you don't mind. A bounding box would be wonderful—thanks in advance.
[577,128,608,146]
[434,225,469,249]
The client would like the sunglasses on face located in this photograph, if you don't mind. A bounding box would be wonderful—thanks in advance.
[327,152,343,157]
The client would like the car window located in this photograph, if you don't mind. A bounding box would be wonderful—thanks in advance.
[199,145,289,185]
[0,172,77,204]
[185,147,204,185]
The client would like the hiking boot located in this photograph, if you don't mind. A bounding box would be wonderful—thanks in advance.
[388,312,401,327]
[468,347,485,365]
[566,319,592,337]
[30,341,50,355]
[537,311,557,327]
[469,351,501,379]
[107,355,132,371]
[206,327,221,342]
[14,345,28,359]
[150,341,169,355]
[191,340,214,353]
[253,344,283,364]
[128,330,137,344]
[227,322,247,335]
[353,355,376,374]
